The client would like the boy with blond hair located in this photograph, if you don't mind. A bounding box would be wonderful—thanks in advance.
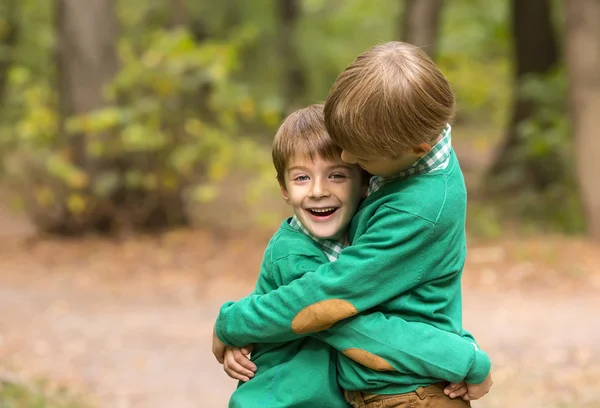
[222,104,490,407]
[215,42,493,407]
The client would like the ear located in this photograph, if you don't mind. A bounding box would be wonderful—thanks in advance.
[280,183,291,204]
[362,183,370,198]
[412,143,432,157]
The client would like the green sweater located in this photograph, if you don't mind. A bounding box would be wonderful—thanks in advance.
[218,151,490,394]
[230,220,487,407]
[229,222,347,408]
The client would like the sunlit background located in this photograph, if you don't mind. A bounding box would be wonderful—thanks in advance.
[0,0,599,407]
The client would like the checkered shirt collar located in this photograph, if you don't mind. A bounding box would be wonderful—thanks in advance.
[368,124,453,194]
[288,216,345,261]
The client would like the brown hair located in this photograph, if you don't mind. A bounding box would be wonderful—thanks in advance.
[272,104,345,186]
[324,41,455,157]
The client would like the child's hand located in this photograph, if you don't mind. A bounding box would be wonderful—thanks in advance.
[464,372,493,400]
[444,381,468,399]
[212,325,226,363]
[223,345,256,382]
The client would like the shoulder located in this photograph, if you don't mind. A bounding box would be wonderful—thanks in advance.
[374,155,465,223]
[265,219,326,263]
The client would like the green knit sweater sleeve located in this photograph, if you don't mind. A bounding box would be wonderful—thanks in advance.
[458,329,490,383]
[217,205,470,340]
[316,313,491,384]
[221,249,491,384]
[280,256,492,383]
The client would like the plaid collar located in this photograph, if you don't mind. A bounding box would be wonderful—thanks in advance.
[368,124,453,194]
[288,216,345,261]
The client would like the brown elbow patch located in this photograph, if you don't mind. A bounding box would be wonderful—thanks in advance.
[342,348,395,372]
[291,299,358,334]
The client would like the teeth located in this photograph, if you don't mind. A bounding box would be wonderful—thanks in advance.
[310,207,336,213]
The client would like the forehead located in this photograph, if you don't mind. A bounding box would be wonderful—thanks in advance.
[287,153,343,168]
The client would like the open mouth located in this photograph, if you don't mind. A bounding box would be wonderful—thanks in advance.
[306,207,338,217]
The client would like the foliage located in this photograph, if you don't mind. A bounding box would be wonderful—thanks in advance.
[0,0,581,234]
[438,0,511,126]
[3,24,277,233]
[510,68,584,233]
[479,68,585,235]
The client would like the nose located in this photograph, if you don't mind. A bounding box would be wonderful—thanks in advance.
[309,177,330,198]
[341,150,357,164]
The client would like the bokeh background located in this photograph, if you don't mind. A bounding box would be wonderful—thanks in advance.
[0,0,599,407]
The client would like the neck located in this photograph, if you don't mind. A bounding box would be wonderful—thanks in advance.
[430,133,443,145]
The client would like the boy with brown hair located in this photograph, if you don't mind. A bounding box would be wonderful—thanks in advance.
[214,42,493,407]
[222,104,490,408]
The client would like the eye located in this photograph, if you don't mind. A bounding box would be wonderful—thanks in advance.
[330,173,348,180]
[293,175,309,182]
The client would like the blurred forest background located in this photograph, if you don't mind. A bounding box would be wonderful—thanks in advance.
[0,0,598,238]
[0,0,599,407]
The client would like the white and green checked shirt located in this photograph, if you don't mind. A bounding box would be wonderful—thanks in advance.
[368,124,453,194]
[289,216,345,261]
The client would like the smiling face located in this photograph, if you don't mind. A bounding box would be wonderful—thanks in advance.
[281,154,366,240]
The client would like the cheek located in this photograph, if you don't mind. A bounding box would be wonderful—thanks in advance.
[286,191,300,205]
[285,185,308,206]
[338,184,363,209]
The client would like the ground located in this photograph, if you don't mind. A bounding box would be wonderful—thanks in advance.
[1,205,600,408]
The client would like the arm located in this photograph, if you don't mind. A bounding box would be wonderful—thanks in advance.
[214,262,272,376]
[265,248,490,384]
[315,312,491,384]
[216,206,444,345]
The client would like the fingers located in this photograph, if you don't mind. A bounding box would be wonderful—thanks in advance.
[234,348,257,372]
[223,348,257,382]
[224,358,251,382]
[444,382,463,394]
[444,382,467,399]
[241,344,254,355]
[448,385,468,399]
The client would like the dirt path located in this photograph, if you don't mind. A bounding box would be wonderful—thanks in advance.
[1,227,599,408]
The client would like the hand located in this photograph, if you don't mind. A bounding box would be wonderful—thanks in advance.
[444,381,468,399]
[464,372,493,400]
[223,345,256,382]
[212,325,227,364]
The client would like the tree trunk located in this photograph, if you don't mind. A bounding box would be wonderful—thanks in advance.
[564,0,600,240]
[56,0,120,168]
[50,0,120,233]
[168,0,187,28]
[223,0,242,31]
[401,0,443,59]
[486,0,559,193]
[276,0,306,114]
[0,0,18,106]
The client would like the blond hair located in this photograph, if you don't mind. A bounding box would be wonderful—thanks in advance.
[272,104,344,186]
[324,41,455,157]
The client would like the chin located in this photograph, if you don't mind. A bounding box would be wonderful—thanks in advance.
[316,228,342,240]
[309,228,333,239]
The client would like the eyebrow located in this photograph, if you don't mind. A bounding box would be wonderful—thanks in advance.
[287,166,308,173]
[287,164,353,173]
[329,164,354,171]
